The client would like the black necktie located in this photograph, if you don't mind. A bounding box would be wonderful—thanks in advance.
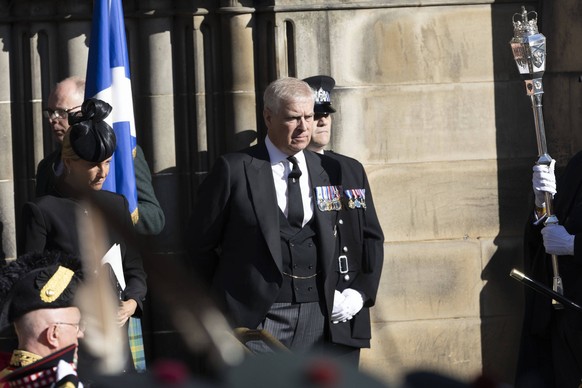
[287,156,304,228]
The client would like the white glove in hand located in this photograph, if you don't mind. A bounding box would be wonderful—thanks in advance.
[542,224,575,256]
[342,288,364,315]
[331,290,347,324]
[532,159,556,208]
[331,288,364,324]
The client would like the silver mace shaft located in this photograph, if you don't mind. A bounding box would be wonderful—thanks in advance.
[510,6,563,308]
[529,84,563,305]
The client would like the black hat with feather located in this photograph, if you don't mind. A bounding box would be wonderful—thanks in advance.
[0,251,83,331]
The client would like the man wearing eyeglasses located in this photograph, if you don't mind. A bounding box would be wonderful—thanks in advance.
[36,77,165,236]
[8,309,85,363]
[44,77,84,143]
[0,251,84,386]
[36,77,84,198]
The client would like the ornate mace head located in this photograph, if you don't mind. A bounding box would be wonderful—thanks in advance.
[510,6,546,83]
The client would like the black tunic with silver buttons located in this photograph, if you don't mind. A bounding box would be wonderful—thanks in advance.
[319,150,384,349]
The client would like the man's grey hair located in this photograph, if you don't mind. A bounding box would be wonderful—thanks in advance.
[55,76,85,103]
[263,77,314,114]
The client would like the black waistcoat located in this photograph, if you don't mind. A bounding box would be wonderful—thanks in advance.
[276,211,322,303]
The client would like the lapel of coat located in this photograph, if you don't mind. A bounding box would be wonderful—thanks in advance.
[245,144,283,273]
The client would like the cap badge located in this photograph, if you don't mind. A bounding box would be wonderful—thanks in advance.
[314,87,331,104]
[40,266,75,303]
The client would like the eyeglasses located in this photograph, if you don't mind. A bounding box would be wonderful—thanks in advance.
[42,106,81,121]
[53,320,86,334]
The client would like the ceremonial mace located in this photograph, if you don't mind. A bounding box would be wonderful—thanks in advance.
[510,6,564,307]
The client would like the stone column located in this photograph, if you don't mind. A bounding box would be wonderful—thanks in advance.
[27,29,46,170]
[139,16,176,173]
[219,6,257,151]
[192,14,209,159]
[273,16,291,78]
[59,21,91,79]
[0,22,16,261]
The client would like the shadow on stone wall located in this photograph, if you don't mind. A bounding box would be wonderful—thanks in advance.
[481,1,541,384]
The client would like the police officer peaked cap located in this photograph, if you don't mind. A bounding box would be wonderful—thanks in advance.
[302,75,337,114]
[0,251,83,331]
[67,98,117,163]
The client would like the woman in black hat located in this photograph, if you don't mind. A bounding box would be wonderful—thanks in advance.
[60,98,117,193]
[19,98,147,373]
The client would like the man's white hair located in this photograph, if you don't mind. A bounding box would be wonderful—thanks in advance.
[263,77,314,114]
[53,76,85,104]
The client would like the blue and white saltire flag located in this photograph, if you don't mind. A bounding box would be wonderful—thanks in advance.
[86,0,139,224]
[86,2,146,372]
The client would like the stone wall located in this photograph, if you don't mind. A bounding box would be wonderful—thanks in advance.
[2,0,582,385]
[273,1,537,384]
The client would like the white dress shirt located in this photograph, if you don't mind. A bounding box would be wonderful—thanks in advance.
[265,136,314,226]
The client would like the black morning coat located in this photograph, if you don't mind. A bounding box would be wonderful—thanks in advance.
[19,184,147,315]
[320,151,384,349]
[187,143,339,331]
[517,150,582,387]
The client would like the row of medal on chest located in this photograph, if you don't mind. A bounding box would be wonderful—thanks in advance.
[316,186,366,212]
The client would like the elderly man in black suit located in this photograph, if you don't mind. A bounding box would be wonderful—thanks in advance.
[304,75,384,366]
[187,77,341,353]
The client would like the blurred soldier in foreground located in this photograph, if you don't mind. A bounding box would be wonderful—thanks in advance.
[0,251,84,387]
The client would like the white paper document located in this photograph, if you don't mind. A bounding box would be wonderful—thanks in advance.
[101,243,125,290]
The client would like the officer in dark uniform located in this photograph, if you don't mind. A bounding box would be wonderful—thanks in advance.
[304,75,385,366]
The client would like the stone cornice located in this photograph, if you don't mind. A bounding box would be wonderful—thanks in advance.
[217,7,256,15]
[253,0,537,13]
[0,8,212,23]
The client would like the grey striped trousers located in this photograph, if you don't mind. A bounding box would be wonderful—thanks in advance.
[246,302,326,354]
